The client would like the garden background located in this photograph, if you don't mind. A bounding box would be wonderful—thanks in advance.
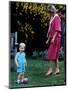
[9,1,66,88]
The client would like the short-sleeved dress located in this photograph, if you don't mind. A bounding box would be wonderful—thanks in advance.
[15,52,26,72]
[47,14,61,61]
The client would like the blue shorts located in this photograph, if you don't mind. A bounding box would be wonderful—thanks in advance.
[17,64,26,73]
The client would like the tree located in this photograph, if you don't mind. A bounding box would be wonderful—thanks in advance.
[11,2,66,55]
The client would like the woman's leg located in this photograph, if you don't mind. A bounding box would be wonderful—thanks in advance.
[46,60,53,76]
[54,59,60,74]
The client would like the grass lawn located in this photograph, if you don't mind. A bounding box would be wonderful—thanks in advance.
[9,58,66,88]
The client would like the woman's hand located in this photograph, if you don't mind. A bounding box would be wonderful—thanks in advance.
[46,39,49,44]
[51,32,57,43]
[51,38,55,43]
[46,37,50,44]
[51,38,54,43]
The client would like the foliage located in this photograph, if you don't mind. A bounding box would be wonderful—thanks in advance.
[11,2,66,52]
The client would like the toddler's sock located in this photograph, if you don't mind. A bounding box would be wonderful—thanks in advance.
[21,80,24,83]
[17,80,20,84]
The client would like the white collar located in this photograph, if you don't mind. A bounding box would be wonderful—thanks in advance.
[50,14,58,24]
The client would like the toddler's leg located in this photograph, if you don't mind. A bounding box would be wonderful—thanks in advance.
[21,73,25,83]
[17,72,22,83]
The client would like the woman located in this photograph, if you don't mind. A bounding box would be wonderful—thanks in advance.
[46,5,61,76]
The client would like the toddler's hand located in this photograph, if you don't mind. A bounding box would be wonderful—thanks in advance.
[16,64,19,67]
[25,63,27,67]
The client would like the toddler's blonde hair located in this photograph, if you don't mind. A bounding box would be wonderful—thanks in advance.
[19,43,26,48]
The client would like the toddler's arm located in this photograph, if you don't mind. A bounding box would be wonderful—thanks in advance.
[15,53,19,67]
[24,53,27,67]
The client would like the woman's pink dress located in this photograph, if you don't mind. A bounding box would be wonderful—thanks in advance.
[48,14,61,61]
